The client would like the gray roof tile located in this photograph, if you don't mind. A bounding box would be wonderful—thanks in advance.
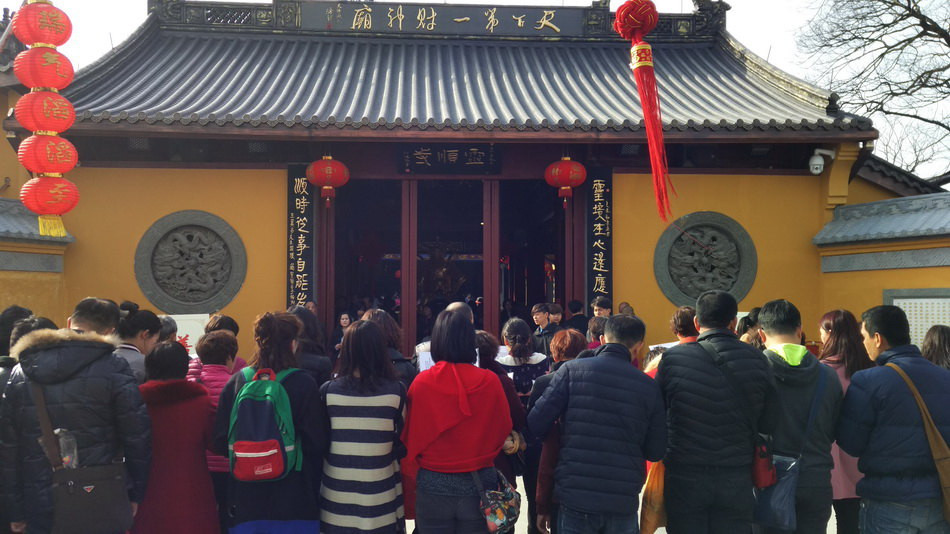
[0,198,74,244]
[62,19,873,135]
[813,193,950,246]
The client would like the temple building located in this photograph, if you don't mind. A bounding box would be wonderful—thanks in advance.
[0,0,947,354]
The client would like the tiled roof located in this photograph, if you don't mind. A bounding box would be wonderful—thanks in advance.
[60,17,873,137]
[0,198,74,244]
[813,193,950,246]
[856,155,943,197]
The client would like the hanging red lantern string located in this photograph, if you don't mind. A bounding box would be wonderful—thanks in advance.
[11,0,79,237]
[614,0,675,221]
[306,155,350,206]
[544,157,587,207]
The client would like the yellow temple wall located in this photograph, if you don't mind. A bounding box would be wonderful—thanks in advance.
[847,178,898,206]
[55,166,287,352]
[613,170,848,348]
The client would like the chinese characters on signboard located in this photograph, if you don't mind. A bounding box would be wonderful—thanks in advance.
[401,144,500,174]
[310,3,581,37]
[287,165,315,308]
[586,170,612,306]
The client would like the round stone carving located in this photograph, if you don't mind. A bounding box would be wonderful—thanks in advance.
[654,211,757,306]
[135,211,247,314]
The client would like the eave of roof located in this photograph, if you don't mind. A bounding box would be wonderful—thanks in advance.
[0,198,74,245]
[855,155,943,197]
[813,192,950,246]
[11,2,877,142]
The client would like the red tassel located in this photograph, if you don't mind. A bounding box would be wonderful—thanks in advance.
[630,42,674,221]
[614,0,674,221]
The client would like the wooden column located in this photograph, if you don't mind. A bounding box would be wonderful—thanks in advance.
[482,180,501,337]
[400,180,418,358]
[316,199,335,345]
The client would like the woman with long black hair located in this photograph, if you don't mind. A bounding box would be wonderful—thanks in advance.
[818,309,873,534]
[320,320,406,533]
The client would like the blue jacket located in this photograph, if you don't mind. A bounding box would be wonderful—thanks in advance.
[837,345,950,501]
[527,343,666,515]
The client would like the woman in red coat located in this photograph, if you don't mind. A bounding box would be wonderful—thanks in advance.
[132,342,218,534]
[402,310,512,533]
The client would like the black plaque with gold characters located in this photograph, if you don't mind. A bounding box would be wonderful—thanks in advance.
[401,144,500,175]
[586,168,612,306]
[287,164,315,308]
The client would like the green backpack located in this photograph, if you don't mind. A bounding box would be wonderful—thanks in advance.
[227,367,302,481]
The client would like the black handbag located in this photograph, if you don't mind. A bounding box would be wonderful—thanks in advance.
[753,365,828,531]
[30,382,133,534]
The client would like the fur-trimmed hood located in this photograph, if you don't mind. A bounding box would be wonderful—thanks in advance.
[11,328,118,385]
[139,379,208,406]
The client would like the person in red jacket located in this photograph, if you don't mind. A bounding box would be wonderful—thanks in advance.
[402,309,512,533]
[133,342,218,534]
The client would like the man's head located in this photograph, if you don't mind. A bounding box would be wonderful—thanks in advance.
[591,296,611,318]
[548,303,563,325]
[861,305,911,361]
[758,299,803,345]
[603,314,646,360]
[531,303,550,329]
[446,301,474,324]
[694,290,738,332]
[68,298,120,335]
[158,315,178,344]
[567,300,583,315]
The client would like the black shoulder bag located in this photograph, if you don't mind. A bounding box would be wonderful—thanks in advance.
[698,341,776,489]
[29,382,133,534]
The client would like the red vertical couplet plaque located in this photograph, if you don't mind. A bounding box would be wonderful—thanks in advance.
[613,0,675,221]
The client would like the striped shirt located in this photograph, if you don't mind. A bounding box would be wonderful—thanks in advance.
[320,378,406,534]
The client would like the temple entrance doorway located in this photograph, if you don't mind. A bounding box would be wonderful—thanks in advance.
[330,177,570,356]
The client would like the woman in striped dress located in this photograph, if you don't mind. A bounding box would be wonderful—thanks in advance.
[320,320,407,534]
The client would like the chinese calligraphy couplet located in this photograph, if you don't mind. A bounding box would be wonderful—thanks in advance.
[586,169,612,306]
[287,166,315,308]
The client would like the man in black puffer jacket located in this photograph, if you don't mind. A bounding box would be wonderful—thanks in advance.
[528,314,666,533]
[0,298,151,534]
[656,290,777,534]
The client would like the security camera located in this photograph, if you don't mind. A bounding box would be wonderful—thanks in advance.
[808,148,836,175]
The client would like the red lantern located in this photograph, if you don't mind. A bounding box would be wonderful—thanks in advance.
[15,90,75,133]
[11,2,72,47]
[19,175,79,237]
[306,156,350,205]
[17,133,78,174]
[544,157,587,202]
[13,47,74,90]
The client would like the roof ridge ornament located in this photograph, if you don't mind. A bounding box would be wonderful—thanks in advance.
[692,0,728,33]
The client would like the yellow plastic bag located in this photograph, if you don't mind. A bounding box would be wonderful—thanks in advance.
[640,460,666,534]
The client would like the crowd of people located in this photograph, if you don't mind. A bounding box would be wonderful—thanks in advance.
[0,292,948,534]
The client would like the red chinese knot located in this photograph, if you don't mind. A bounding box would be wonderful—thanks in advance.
[17,133,78,174]
[13,47,74,90]
[306,156,351,204]
[15,90,75,133]
[613,0,658,41]
[613,0,674,221]
[19,175,79,216]
[544,157,587,199]
[11,2,73,47]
